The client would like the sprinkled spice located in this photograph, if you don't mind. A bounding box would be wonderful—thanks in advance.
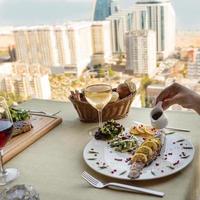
[161,170,164,173]
[182,152,186,156]
[183,147,193,149]
[114,158,123,162]
[164,158,167,160]
[87,158,97,160]
[94,154,97,157]
[176,139,185,143]
[151,170,156,176]
[173,160,180,166]
[155,163,159,166]
[88,151,99,154]
[180,143,183,146]
[103,163,106,165]
[119,170,127,176]
[173,142,176,144]
[180,155,190,159]
[125,157,131,162]
[96,162,99,165]
[167,165,175,170]
[99,166,108,169]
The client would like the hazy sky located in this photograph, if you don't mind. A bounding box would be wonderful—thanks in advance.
[0,0,199,30]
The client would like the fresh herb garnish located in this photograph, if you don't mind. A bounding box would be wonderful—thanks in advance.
[95,120,125,140]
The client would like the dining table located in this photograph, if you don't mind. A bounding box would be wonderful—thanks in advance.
[2,99,200,200]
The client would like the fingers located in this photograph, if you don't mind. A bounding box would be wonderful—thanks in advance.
[162,94,182,110]
[156,83,180,105]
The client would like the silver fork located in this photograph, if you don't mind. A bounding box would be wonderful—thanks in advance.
[81,171,165,198]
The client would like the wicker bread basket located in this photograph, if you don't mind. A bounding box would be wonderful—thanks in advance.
[69,90,136,123]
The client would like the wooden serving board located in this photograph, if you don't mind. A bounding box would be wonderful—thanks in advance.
[3,114,62,163]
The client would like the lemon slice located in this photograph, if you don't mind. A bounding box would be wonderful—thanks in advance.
[132,153,148,163]
[143,140,158,152]
[130,127,139,135]
[149,138,161,149]
[137,146,153,159]
[136,125,146,134]
[144,127,156,136]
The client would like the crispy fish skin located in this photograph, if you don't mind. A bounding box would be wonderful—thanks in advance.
[128,132,165,179]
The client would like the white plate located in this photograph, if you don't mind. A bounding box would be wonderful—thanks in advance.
[83,133,195,181]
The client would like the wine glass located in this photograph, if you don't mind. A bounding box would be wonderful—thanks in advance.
[0,97,19,185]
[85,84,112,128]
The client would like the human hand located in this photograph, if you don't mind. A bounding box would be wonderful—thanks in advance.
[156,83,200,114]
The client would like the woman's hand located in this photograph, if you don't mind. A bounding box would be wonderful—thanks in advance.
[156,83,200,114]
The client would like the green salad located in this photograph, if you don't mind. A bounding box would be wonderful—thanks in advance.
[110,134,138,153]
[95,120,125,140]
[10,108,30,122]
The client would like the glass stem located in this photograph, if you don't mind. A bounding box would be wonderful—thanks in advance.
[98,110,103,128]
[0,150,6,175]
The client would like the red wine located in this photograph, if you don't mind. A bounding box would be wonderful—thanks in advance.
[0,120,13,149]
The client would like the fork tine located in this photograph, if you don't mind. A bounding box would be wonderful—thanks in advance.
[82,173,97,187]
[82,171,99,185]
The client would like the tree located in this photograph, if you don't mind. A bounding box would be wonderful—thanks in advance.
[139,76,153,107]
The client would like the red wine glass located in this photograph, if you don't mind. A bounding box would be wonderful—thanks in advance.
[0,97,19,185]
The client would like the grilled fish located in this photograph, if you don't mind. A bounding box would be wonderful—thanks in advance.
[128,132,165,179]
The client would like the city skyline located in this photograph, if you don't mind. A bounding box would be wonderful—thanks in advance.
[0,0,200,108]
[0,0,199,30]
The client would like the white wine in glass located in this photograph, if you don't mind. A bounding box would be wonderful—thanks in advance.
[85,84,112,128]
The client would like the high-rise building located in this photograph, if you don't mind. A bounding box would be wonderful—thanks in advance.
[126,30,156,76]
[68,22,93,76]
[188,49,200,79]
[111,0,120,14]
[14,76,32,99]
[37,26,59,66]
[0,76,15,94]
[93,0,111,21]
[133,0,176,59]
[107,10,133,54]
[30,75,51,99]
[54,26,71,66]
[14,26,59,67]
[91,21,112,65]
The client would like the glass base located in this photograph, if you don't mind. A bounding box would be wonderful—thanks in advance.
[0,168,19,186]
[88,127,98,137]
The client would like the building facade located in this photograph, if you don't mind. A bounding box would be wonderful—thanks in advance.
[111,0,120,14]
[14,26,59,67]
[54,26,71,66]
[126,30,156,76]
[133,0,176,59]
[188,49,200,79]
[106,10,133,54]
[91,21,112,65]
[93,0,111,21]
[67,22,93,76]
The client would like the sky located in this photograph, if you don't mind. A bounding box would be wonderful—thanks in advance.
[0,0,199,30]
